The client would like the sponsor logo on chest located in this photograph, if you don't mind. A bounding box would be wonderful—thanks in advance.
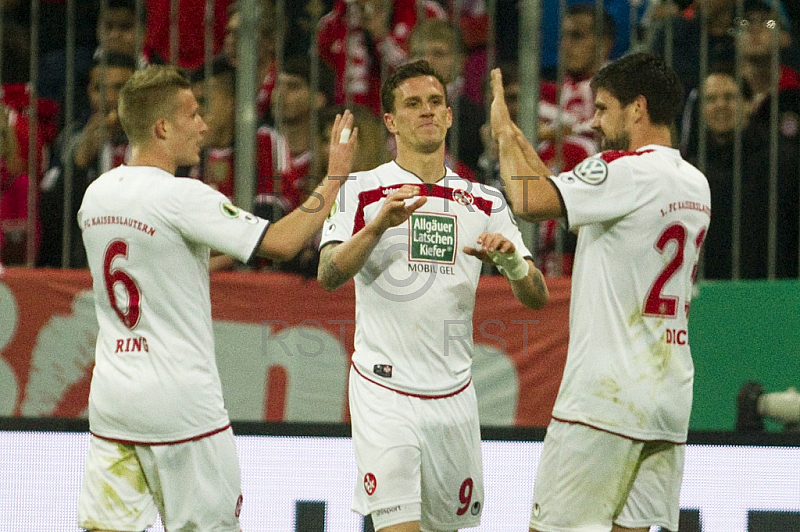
[409,213,457,264]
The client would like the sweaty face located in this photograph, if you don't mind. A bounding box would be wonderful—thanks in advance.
[384,75,452,155]
[167,89,208,167]
[702,73,746,136]
[591,88,631,151]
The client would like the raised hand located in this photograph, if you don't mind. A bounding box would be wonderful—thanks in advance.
[490,68,515,140]
[372,185,427,235]
[326,109,359,181]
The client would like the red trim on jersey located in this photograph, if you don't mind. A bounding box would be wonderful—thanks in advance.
[599,148,655,164]
[351,183,494,234]
[551,416,687,445]
[353,363,472,399]
[91,423,231,446]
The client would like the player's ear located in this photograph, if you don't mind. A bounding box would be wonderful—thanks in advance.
[632,95,648,123]
[154,117,168,140]
[383,112,398,134]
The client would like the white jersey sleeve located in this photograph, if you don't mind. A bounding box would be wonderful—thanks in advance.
[320,174,360,248]
[169,178,269,263]
[550,154,638,229]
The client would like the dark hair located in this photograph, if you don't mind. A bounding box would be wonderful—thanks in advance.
[106,0,136,11]
[281,55,336,106]
[189,56,236,90]
[381,59,447,113]
[590,53,684,126]
[91,50,138,73]
[566,3,617,42]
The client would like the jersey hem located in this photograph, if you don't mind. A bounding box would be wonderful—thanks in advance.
[352,363,472,399]
[354,496,422,516]
[90,423,231,446]
[550,416,687,445]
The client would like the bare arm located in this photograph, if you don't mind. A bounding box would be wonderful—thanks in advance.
[258,111,358,262]
[463,232,548,309]
[318,185,427,292]
[490,68,563,222]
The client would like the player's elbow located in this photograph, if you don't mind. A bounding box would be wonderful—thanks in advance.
[317,272,339,292]
[258,240,298,263]
[528,286,549,310]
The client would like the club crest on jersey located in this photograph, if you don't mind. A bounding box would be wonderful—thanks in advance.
[572,158,608,185]
[364,473,377,496]
[452,189,474,206]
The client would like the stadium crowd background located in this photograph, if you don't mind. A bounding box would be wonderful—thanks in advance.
[0,0,797,279]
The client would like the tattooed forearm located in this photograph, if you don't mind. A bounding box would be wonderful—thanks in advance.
[318,245,353,292]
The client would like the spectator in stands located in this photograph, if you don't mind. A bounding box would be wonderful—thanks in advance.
[409,18,485,175]
[143,0,231,69]
[651,0,738,101]
[270,55,337,198]
[221,0,278,123]
[1,0,31,84]
[39,0,145,127]
[188,58,294,216]
[0,84,59,266]
[740,0,800,146]
[317,0,446,115]
[38,52,137,268]
[538,3,615,145]
[687,67,798,279]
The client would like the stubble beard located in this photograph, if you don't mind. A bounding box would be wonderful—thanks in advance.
[598,130,631,152]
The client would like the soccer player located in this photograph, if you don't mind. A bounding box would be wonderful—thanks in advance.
[318,60,548,532]
[76,64,357,531]
[490,53,711,532]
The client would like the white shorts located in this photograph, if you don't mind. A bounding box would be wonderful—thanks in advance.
[78,427,243,532]
[349,368,484,531]
[530,420,684,532]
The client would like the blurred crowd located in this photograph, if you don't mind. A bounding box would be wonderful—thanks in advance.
[0,0,798,279]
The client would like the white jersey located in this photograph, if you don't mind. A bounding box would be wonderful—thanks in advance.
[549,145,711,442]
[78,165,269,443]
[321,161,531,396]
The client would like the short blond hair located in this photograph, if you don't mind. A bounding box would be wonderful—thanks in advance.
[118,65,191,144]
